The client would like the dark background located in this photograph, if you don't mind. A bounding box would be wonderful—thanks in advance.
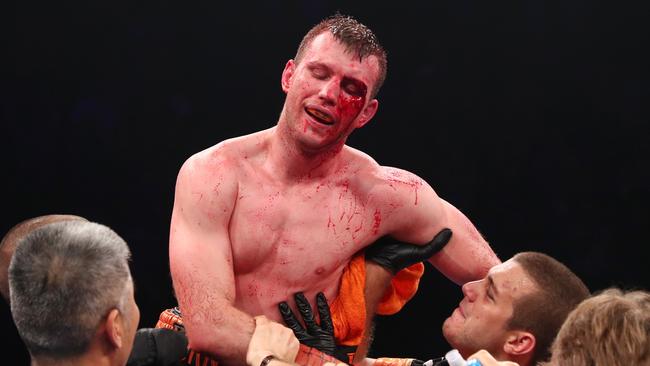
[4,1,649,363]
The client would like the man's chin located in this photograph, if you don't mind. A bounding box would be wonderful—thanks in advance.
[441,318,458,341]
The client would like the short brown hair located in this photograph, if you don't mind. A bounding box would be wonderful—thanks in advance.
[508,252,590,365]
[551,288,650,365]
[294,14,387,99]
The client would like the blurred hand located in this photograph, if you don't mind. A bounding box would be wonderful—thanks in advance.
[246,316,299,366]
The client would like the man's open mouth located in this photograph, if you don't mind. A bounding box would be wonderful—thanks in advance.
[305,107,334,125]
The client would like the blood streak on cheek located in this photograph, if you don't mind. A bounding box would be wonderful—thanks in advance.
[337,82,367,127]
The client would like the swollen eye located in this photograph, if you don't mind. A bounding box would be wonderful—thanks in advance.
[346,85,360,95]
[342,78,367,97]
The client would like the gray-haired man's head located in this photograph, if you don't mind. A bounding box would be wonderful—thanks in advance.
[9,220,138,359]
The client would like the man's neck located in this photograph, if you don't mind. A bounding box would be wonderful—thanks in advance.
[507,353,533,366]
[268,125,346,182]
[482,349,532,366]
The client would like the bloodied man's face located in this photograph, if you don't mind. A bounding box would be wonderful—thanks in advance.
[280,32,380,153]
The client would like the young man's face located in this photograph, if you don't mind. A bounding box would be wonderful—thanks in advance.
[442,259,537,358]
[281,32,380,153]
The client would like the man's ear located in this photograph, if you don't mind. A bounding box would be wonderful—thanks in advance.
[503,330,536,356]
[356,99,379,129]
[281,59,296,93]
[105,308,123,348]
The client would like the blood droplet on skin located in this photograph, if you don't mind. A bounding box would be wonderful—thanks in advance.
[327,216,337,233]
[341,179,350,191]
[247,281,259,297]
[372,209,381,235]
[387,171,422,206]
[338,179,350,200]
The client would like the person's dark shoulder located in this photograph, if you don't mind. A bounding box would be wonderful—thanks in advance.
[127,328,188,366]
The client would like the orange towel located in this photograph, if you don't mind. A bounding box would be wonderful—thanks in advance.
[330,253,425,346]
[378,261,425,315]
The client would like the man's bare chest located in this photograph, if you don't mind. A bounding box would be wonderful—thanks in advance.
[228,180,382,275]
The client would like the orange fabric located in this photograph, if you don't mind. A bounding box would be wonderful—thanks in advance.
[377,262,425,315]
[329,255,367,346]
[155,307,184,331]
[186,349,218,366]
[330,253,425,346]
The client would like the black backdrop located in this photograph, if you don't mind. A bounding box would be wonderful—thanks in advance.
[4,1,649,363]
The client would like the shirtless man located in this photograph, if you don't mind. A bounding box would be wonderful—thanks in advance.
[169,14,500,366]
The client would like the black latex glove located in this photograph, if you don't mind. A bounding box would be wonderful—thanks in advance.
[279,292,353,362]
[127,328,188,366]
[365,228,453,274]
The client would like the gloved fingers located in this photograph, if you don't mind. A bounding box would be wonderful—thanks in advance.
[431,228,452,251]
[420,228,453,258]
[316,292,334,335]
[294,292,319,333]
[365,236,391,256]
[279,301,307,337]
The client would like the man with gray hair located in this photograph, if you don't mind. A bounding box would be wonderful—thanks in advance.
[9,220,140,366]
[1,214,87,302]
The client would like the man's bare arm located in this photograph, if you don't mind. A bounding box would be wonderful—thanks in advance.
[169,153,253,366]
[427,198,501,284]
[379,171,500,284]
